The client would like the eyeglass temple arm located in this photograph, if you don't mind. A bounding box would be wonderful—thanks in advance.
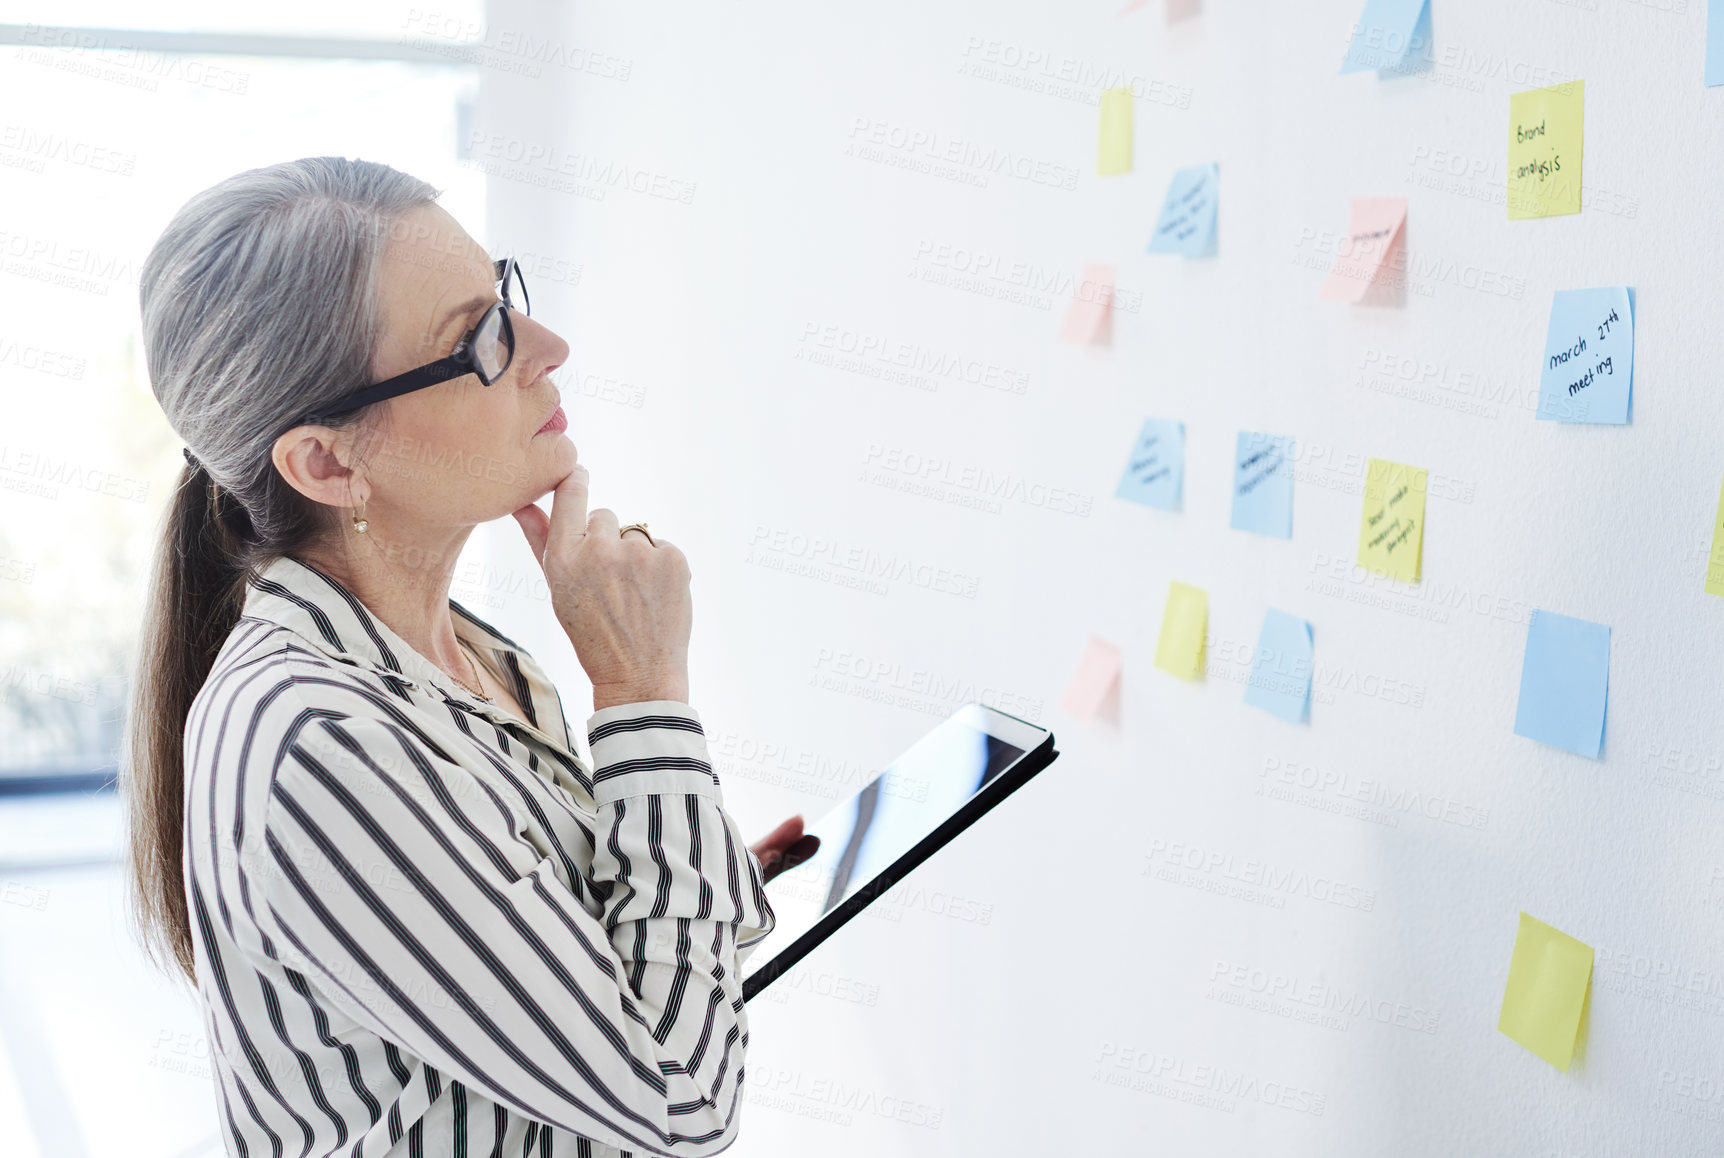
[304,358,473,423]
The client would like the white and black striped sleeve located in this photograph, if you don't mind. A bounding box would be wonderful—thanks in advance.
[246,694,775,1158]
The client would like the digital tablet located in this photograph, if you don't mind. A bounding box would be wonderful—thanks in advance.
[739,702,1058,1001]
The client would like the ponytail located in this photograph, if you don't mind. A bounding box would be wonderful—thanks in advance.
[124,459,254,979]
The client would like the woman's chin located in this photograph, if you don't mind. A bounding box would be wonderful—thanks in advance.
[546,433,577,469]
[524,436,578,494]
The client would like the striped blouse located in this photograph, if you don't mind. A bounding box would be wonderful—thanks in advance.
[182,552,777,1158]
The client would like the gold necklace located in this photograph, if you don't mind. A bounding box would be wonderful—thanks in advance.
[448,637,493,703]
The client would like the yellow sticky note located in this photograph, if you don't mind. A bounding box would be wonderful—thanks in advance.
[1154,581,1207,680]
[1507,80,1583,219]
[1706,472,1724,596]
[1498,912,1593,1071]
[1099,87,1133,175]
[1356,457,1427,582]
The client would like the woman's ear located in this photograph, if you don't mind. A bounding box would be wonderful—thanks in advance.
[272,427,363,508]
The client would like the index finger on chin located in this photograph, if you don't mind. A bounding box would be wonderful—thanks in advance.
[552,464,590,538]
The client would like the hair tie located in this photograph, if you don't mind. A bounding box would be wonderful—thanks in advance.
[182,446,203,471]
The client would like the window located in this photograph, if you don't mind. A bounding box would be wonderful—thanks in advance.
[0,12,482,789]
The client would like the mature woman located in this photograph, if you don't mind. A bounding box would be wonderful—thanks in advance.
[125,156,816,1157]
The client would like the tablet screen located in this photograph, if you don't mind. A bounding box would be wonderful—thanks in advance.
[744,717,1026,977]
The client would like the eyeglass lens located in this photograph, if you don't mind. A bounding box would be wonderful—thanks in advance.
[502,260,529,316]
[473,261,530,382]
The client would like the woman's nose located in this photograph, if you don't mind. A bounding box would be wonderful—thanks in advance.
[513,312,570,385]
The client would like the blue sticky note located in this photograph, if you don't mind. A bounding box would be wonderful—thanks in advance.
[1513,610,1610,759]
[1115,418,1184,511]
[1245,609,1314,723]
[1340,0,1430,73]
[1230,431,1293,539]
[1147,164,1219,257]
[1537,287,1633,424]
[1709,0,1724,86]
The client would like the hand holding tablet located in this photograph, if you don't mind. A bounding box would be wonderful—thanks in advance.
[750,815,822,883]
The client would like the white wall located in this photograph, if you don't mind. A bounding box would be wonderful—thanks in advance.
[468,1,1724,1152]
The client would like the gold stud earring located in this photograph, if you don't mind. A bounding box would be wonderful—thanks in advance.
[352,497,369,534]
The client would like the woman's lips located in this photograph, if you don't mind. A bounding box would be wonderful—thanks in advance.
[536,405,567,434]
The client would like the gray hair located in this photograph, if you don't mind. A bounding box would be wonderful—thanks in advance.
[127,156,441,979]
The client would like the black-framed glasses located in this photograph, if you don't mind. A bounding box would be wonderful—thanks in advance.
[288,256,530,432]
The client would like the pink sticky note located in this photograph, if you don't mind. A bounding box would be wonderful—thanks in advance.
[1060,635,1122,720]
[1059,263,1115,345]
[1319,197,1407,303]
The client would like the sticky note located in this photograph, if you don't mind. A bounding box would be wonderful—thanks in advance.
[1059,263,1114,344]
[1508,81,1583,219]
[1498,912,1594,1072]
[1154,581,1207,681]
[1147,163,1219,256]
[1537,287,1633,424]
[1356,457,1426,582]
[1115,418,1185,511]
[1244,609,1313,723]
[1705,472,1724,596]
[1513,610,1610,759]
[1709,0,1724,85]
[1340,0,1431,73]
[1060,635,1122,719]
[1319,197,1407,302]
[1230,431,1293,538]
[1099,87,1133,175]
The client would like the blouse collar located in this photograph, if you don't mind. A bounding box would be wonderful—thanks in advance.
[239,552,576,755]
